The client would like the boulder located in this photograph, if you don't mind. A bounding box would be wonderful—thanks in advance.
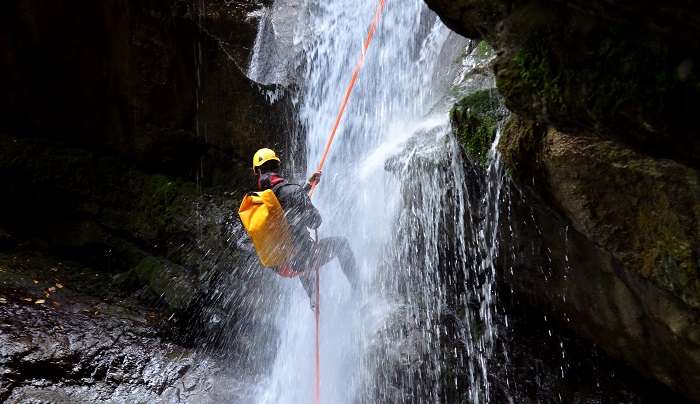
[498,116,700,399]
[427,0,700,398]
[542,129,700,309]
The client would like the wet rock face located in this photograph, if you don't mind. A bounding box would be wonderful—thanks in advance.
[498,117,700,311]
[496,116,700,398]
[0,250,215,403]
[541,130,700,310]
[450,89,506,167]
[426,0,700,168]
[0,0,291,185]
[0,0,285,387]
[0,249,262,403]
[422,0,506,40]
[1,301,215,403]
[427,0,700,400]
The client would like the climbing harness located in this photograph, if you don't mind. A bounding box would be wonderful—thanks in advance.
[307,0,387,403]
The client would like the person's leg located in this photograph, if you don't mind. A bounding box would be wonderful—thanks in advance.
[288,250,316,304]
[316,237,360,290]
[294,237,360,309]
[298,272,316,306]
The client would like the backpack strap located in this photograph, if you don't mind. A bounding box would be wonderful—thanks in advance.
[246,183,287,198]
[271,181,292,194]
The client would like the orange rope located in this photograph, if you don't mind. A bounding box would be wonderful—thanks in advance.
[312,230,321,404]
[308,1,386,403]
[308,0,387,197]
[307,1,387,403]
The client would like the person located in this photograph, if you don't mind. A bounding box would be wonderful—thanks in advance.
[251,148,360,305]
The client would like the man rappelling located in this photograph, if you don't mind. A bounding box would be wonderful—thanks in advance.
[239,1,385,399]
[239,148,360,307]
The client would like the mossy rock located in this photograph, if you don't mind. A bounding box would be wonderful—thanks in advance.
[541,129,700,309]
[450,89,507,166]
[497,115,548,183]
[128,256,196,312]
[131,174,199,240]
[494,11,700,167]
[476,40,494,59]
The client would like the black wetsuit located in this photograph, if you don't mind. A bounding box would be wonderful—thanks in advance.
[258,172,360,298]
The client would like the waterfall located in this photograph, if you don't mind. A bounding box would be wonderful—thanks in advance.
[246,0,502,402]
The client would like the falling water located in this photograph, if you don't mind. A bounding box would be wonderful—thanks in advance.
[247,0,503,402]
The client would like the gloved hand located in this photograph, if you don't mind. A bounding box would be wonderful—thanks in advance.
[308,170,322,186]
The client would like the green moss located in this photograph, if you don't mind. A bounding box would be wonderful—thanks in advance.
[131,256,195,311]
[132,174,198,239]
[509,36,565,112]
[476,40,493,58]
[450,89,506,166]
[636,194,700,308]
[498,117,546,181]
[499,22,693,137]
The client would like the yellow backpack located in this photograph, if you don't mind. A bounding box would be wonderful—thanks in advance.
[238,186,296,267]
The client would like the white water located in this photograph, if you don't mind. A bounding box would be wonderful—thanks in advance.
[247,1,500,402]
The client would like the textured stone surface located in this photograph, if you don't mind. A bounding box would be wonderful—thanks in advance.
[0,0,291,185]
[428,0,700,398]
[423,0,506,40]
[499,176,700,401]
[542,129,700,309]
[426,0,700,168]
[0,301,214,403]
[497,117,700,399]
[0,250,215,403]
[0,1,284,393]
[450,89,506,167]
[0,248,266,403]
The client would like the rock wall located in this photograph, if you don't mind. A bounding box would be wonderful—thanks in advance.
[0,0,288,291]
[0,1,289,391]
[428,0,700,400]
[0,250,216,403]
[497,120,700,400]
[427,0,700,167]
[0,0,289,184]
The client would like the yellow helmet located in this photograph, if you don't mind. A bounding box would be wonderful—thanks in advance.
[252,148,281,172]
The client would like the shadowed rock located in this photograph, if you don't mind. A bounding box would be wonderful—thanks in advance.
[427,0,700,399]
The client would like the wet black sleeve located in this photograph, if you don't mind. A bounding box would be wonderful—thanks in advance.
[292,185,322,229]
